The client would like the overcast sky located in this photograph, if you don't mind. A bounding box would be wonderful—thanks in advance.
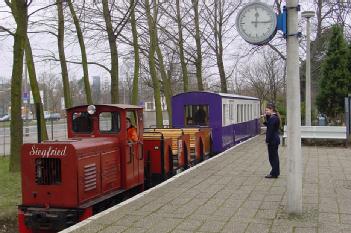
[0,0,317,85]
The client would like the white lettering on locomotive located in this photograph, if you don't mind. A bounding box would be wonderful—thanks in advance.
[29,145,67,158]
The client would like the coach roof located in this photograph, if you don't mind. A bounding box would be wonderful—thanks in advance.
[66,104,143,111]
[173,91,259,101]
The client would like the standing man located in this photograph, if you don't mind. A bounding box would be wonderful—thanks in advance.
[264,103,281,178]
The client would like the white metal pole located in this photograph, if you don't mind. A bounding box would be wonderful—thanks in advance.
[305,17,311,126]
[286,1,303,214]
[24,61,30,137]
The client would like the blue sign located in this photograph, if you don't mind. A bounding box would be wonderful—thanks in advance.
[23,92,29,101]
[276,6,287,37]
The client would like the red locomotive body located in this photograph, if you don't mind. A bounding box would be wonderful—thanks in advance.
[18,104,144,233]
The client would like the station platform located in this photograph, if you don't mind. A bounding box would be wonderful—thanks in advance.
[61,135,351,233]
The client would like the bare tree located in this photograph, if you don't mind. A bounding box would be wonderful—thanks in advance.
[176,0,189,92]
[67,0,92,104]
[145,0,163,127]
[6,0,29,172]
[25,36,49,140]
[130,0,140,105]
[202,0,242,93]
[239,49,285,104]
[57,0,72,108]
[191,0,203,90]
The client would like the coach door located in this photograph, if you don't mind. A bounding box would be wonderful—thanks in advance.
[127,111,143,187]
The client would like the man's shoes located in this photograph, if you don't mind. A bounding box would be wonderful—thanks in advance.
[265,174,278,179]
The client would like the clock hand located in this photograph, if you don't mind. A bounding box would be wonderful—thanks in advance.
[254,11,259,28]
[251,20,272,24]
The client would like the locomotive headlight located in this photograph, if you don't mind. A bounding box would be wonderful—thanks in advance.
[87,105,96,115]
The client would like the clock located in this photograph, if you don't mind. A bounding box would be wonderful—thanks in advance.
[236,2,277,45]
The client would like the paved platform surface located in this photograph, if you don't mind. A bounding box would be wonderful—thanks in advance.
[63,135,351,233]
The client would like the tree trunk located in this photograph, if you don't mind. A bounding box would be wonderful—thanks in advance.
[215,1,227,93]
[57,0,72,108]
[153,2,172,126]
[9,0,28,172]
[145,0,163,127]
[176,0,189,92]
[316,0,322,39]
[191,0,203,91]
[130,0,140,106]
[25,36,48,140]
[67,0,93,105]
[156,44,172,126]
[102,0,119,104]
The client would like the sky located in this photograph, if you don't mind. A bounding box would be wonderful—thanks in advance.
[0,0,317,85]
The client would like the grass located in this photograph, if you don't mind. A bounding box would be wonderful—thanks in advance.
[0,157,21,233]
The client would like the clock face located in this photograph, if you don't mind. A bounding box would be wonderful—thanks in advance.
[236,2,277,45]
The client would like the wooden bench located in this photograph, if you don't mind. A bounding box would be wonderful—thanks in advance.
[182,128,212,161]
[282,125,347,146]
[146,128,191,169]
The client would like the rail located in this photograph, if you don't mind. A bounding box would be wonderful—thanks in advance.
[282,125,347,146]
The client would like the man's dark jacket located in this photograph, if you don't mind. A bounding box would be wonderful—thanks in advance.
[264,114,280,145]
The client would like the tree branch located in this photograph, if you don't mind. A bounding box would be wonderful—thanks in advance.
[28,3,57,18]
[0,25,15,36]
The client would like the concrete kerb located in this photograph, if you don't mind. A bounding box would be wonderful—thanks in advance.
[59,136,258,233]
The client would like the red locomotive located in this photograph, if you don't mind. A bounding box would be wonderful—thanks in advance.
[18,104,212,233]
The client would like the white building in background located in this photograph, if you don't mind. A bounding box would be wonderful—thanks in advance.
[144,96,167,111]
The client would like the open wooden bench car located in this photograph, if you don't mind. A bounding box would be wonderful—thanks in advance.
[145,128,191,170]
[143,132,173,187]
[182,128,212,162]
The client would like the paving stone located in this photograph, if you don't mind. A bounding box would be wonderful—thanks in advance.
[233,207,258,219]
[318,212,340,224]
[271,224,293,233]
[294,227,317,233]
[245,223,270,233]
[212,207,237,217]
[255,209,276,219]
[260,201,281,210]
[175,219,203,231]
[144,218,181,233]
[99,225,127,233]
[340,214,351,225]
[122,227,147,233]
[66,136,351,233]
[264,194,283,202]
[197,220,226,233]
[111,214,143,227]
[70,224,105,233]
[220,221,248,233]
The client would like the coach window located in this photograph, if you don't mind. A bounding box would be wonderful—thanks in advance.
[237,104,240,123]
[250,105,253,120]
[99,112,120,133]
[72,112,93,133]
[243,104,247,122]
[185,105,209,126]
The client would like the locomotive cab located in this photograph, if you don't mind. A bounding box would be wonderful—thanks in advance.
[18,104,144,233]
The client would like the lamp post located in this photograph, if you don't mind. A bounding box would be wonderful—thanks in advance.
[286,1,302,214]
[302,11,315,126]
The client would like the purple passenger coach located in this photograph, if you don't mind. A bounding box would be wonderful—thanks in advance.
[172,91,261,153]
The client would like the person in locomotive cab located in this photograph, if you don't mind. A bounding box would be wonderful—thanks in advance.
[73,112,92,132]
[263,103,280,179]
[126,117,138,142]
[194,106,207,126]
